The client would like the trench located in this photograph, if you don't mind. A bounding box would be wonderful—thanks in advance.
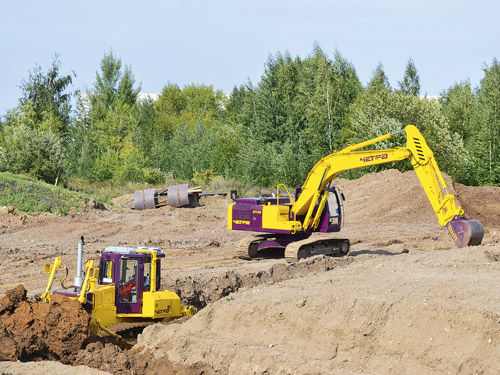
[165,255,354,311]
[0,255,354,375]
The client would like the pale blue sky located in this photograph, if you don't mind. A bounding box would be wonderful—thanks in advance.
[1,0,499,114]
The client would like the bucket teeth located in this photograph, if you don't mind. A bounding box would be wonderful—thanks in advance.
[446,217,484,248]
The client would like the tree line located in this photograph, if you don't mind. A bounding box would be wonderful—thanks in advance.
[1,45,499,189]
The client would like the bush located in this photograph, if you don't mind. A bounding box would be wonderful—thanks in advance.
[0,125,65,183]
[143,168,164,184]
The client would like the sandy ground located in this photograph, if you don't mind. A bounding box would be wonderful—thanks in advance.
[0,169,499,374]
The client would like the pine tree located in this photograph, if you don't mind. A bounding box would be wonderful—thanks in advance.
[398,58,420,96]
[367,62,391,92]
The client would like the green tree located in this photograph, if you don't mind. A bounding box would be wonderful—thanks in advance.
[152,83,228,178]
[228,44,362,188]
[439,80,475,143]
[398,58,420,96]
[367,62,391,92]
[299,45,362,157]
[346,89,470,181]
[470,59,500,185]
[18,55,75,136]
[68,51,142,181]
[0,122,65,183]
[89,51,140,121]
[246,51,303,144]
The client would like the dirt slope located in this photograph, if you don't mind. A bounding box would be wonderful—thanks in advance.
[0,169,499,374]
[138,246,500,374]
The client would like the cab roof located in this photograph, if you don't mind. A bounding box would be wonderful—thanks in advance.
[103,246,166,257]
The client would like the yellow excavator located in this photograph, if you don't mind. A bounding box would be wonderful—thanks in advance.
[228,125,484,262]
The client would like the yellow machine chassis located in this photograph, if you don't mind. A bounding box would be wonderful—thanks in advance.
[42,249,195,334]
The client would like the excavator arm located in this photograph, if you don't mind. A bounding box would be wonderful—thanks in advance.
[292,125,484,248]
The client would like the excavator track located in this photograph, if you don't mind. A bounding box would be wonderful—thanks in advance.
[236,234,276,259]
[284,235,350,263]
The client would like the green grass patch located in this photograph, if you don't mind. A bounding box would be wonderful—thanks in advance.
[64,176,182,203]
[0,172,91,215]
[64,174,264,203]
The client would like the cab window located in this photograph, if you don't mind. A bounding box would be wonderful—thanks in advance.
[118,258,138,303]
[143,260,151,292]
[327,193,340,225]
[100,259,114,284]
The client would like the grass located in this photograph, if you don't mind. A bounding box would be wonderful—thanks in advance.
[64,176,183,204]
[0,171,270,216]
[0,172,92,215]
[65,175,264,202]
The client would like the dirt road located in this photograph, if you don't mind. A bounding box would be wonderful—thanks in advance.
[0,169,499,374]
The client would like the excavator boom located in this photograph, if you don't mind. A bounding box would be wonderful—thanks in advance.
[289,125,483,248]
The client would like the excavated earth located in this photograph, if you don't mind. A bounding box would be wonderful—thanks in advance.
[0,169,499,374]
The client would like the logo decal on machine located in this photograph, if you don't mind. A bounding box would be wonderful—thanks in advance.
[360,154,388,162]
[233,220,250,225]
[252,210,262,214]
[155,305,171,314]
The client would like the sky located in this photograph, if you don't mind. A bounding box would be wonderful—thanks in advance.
[1,0,499,115]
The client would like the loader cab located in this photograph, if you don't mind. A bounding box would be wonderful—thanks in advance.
[99,247,164,314]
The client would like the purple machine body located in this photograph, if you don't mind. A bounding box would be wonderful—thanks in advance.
[231,186,344,253]
[55,248,163,314]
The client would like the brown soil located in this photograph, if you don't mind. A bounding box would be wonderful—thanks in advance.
[0,286,90,362]
[0,169,499,374]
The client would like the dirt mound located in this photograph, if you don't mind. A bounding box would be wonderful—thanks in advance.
[334,169,457,225]
[0,286,91,362]
[73,341,211,375]
[169,255,354,310]
[454,182,500,229]
[138,245,500,375]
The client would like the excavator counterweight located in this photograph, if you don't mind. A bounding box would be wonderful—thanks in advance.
[229,124,484,261]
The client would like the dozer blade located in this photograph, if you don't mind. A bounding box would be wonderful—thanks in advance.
[446,216,484,248]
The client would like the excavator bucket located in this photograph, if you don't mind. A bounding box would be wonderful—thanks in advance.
[446,216,484,248]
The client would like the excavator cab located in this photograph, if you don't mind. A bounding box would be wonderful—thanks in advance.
[294,185,345,233]
[326,186,345,229]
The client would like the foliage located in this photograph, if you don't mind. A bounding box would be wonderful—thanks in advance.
[0,172,89,214]
[67,51,143,181]
[367,63,391,92]
[3,46,500,193]
[398,58,420,96]
[346,88,470,181]
[142,168,164,184]
[469,59,500,185]
[17,55,75,136]
[0,119,65,183]
[439,80,475,142]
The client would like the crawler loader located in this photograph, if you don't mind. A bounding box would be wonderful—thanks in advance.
[42,237,194,341]
[228,125,484,262]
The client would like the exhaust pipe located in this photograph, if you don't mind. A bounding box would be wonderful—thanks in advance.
[73,236,85,289]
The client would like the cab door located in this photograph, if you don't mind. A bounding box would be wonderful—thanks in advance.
[116,257,142,313]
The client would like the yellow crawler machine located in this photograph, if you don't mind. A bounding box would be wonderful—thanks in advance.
[228,125,484,261]
[42,238,194,339]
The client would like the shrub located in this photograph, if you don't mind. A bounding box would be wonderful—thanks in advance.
[0,125,64,183]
